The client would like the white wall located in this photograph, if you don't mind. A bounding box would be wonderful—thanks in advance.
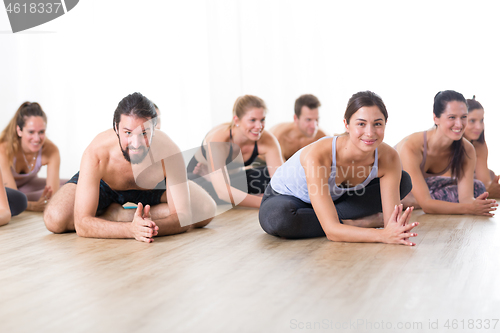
[1,0,499,179]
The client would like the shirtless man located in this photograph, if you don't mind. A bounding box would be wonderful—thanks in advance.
[270,94,326,160]
[44,92,216,242]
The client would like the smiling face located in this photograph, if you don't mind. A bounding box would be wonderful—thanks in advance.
[233,107,266,141]
[344,106,386,152]
[116,115,154,164]
[464,108,484,141]
[295,106,319,138]
[434,100,468,141]
[16,116,46,153]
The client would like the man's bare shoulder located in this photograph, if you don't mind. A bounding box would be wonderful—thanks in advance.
[83,129,117,163]
[269,122,295,138]
[148,130,181,160]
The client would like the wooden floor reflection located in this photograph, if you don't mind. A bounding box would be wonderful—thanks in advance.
[1,204,499,333]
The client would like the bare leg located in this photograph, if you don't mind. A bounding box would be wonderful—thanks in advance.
[43,183,77,233]
[98,181,216,236]
[342,212,384,228]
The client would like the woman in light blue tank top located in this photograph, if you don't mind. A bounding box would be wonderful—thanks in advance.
[259,91,419,246]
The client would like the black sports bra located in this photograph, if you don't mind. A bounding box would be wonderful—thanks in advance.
[200,129,259,167]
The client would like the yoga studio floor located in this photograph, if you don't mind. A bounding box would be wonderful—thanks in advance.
[1,205,500,333]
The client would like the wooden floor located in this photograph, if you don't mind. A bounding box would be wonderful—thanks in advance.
[1,205,500,333]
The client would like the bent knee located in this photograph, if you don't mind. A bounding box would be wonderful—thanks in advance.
[259,200,295,236]
[193,216,214,228]
[43,207,71,234]
[191,192,217,228]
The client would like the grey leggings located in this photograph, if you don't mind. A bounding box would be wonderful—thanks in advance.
[6,187,28,216]
[258,171,412,239]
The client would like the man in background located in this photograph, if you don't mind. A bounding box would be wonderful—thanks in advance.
[270,94,326,160]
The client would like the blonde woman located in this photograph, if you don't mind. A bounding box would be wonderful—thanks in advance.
[187,95,284,208]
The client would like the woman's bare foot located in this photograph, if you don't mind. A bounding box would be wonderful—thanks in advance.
[343,212,384,228]
[99,203,134,222]
[401,192,421,209]
[193,162,212,181]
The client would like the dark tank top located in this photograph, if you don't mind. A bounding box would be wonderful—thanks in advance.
[200,128,259,167]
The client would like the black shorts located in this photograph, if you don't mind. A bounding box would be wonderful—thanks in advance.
[67,172,166,216]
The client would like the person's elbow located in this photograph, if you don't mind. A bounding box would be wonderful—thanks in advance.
[0,209,11,226]
[324,227,343,242]
[73,214,89,237]
[420,201,438,214]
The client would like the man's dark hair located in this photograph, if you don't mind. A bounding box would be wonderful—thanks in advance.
[113,92,157,131]
[294,94,321,118]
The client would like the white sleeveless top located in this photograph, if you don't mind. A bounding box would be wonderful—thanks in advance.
[270,136,379,203]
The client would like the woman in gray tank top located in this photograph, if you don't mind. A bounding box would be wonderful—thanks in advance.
[259,91,419,246]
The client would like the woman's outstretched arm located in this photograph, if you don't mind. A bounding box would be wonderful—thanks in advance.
[474,142,500,198]
[303,148,417,245]
[400,139,497,215]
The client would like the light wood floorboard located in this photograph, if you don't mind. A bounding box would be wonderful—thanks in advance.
[1,204,500,333]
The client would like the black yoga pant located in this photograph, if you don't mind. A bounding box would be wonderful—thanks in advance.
[258,171,412,239]
[6,187,28,216]
[187,157,270,205]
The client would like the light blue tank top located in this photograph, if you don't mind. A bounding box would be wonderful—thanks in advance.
[270,136,378,203]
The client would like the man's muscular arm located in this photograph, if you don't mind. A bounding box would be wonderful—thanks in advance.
[74,147,158,242]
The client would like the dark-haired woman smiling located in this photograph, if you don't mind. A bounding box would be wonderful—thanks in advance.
[462,97,500,198]
[396,90,497,215]
[259,91,418,245]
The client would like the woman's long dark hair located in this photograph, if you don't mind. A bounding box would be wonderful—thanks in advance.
[344,91,388,124]
[433,90,468,180]
[466,96,485,144]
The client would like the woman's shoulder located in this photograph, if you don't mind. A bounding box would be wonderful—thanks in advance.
[42,138,59,155]
[259,130,280,147]
[396,131,425,153]
[299,136,333,165]
[462,137,476,155]
[471,139,487,153]
[205,124,231,143]
[377,142,399,159]
[0,142,8,155]
[41,139,61,166]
